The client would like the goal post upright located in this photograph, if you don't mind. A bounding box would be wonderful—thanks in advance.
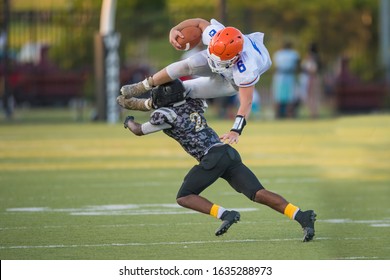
[94,0,120,123]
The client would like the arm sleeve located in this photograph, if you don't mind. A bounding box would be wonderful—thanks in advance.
[141,108,176,134]
[141,122,172,135]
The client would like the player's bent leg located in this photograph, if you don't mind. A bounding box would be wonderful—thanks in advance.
[166,51,210,81]
[255,190,317,242]
[176,195,240,236]
[176,194,214,215]
[254,189,288,213]
[185,76,237,99]
[117,95,152,111]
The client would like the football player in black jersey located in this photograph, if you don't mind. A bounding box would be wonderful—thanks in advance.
[122,79,316,242]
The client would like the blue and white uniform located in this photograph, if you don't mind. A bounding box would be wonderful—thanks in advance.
[165,19,272,99]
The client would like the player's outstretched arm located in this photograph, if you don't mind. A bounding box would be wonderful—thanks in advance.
[124,116,144,136]
[123,115,172,136]
[220,86,254,144]
[169,18,210,50]
[236,86,254,119]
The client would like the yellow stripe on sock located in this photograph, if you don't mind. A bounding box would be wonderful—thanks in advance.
[284,203,299,220]
[210,204,220,218]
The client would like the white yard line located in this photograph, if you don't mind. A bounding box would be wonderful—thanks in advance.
[0,237,331,250]
[5,204,258,216]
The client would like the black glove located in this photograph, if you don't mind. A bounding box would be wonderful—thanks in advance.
[123,116,134,129]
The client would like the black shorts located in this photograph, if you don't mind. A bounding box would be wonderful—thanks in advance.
[176,145,264,201]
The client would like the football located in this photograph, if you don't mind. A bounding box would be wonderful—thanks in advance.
[177,26,202,51]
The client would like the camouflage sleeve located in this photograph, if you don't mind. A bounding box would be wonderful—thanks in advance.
[140,108,176,135]
[150,108,177,126]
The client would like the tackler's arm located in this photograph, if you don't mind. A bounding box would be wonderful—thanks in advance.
[124,116,143,136]
[123,116,171,136]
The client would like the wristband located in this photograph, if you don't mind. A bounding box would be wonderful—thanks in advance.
[230,115,246,135]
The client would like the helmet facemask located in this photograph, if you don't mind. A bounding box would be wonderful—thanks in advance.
[207,49,239,73]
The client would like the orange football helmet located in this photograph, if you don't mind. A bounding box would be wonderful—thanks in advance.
[207,27,244,73]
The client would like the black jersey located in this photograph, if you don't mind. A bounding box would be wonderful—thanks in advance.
[149,98,222,161]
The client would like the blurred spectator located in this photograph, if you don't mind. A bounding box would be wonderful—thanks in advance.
[18,42,45,65]
[298,43,322,118]
[272,41,300,118]
[218,88,261,120]
[0,31,6,53]
[251,88,261,118]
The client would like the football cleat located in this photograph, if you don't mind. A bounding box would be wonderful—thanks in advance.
[300,210,317,242]
[121,82,147,97]
[215,210,240,236]
[121,77,154,98]
[117,95,152,111]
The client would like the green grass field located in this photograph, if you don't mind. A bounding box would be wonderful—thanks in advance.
[0,113,389,260]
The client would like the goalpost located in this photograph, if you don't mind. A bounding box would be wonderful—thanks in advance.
[94,0,120,123]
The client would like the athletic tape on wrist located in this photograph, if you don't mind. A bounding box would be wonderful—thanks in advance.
[142,77,154,90]
[144,99,152,110]
[230,115,246,135]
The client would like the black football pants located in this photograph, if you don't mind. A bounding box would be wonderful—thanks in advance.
[176,144,264,201]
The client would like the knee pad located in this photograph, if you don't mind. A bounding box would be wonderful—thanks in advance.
[166,60,191,79]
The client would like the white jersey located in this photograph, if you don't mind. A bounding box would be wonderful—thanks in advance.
[166,19,272,99]
[202,19,272,88]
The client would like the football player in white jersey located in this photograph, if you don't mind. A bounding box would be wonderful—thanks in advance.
[117,18,272,144]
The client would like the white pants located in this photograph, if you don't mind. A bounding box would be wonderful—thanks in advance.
[166,50,237,99]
